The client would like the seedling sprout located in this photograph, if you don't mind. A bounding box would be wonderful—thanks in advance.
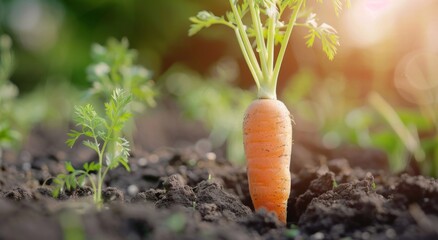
[53,89,132,205]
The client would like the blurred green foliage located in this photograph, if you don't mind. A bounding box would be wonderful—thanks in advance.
[59,210,86,240]
[165,60,253,164]
[165,213,186,233]
[13,81,79,130]
[283,69,438,177]
[370,52,438,177]
[368,93,437,176]
[0,34,81,147]
[0,35,80,154]
[283,69,370,148]
[0,34,20,150]
[0,0,225,91]
[86,38,156,113]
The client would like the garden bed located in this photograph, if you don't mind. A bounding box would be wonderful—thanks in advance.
[1,115,437,240]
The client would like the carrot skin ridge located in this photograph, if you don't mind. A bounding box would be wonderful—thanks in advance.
[243,99,292,223]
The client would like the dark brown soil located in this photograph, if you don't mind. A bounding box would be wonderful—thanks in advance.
[0,111,437,240]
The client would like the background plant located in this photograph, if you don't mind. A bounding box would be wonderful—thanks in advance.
[282,69,370,149]
[0,35,79,161]
[165,62,253,164]
[370,51,438,177]
[12,81,80,131]
[87,38,156,113]
[53,89,132,204]
[282,67,438,177]
[85,38,157,156]
[0,34,20,159]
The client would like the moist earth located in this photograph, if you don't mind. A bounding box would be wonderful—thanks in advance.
[1,143,438,240]
[0,115,437,240]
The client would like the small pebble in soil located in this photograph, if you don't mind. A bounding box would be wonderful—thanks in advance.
[127,184,139,196]
[311,232,324,240]
[205,152,216,161]
[138,158,148,167]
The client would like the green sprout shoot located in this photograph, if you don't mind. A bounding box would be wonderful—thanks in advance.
[189,0,349,99]
[53,89,132,205]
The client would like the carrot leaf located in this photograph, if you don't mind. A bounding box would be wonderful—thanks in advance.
[189,11,236,37]
[189,0,348,98]
[303,13,339,60]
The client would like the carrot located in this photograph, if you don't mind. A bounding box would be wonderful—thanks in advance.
[189,0,345,223]
[243,99,292,222]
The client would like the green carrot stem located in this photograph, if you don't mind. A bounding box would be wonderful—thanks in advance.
[267,12,276,78]
[234,29,261,89]
[248,0,269,80]
[229,0,263,85]
[272,0,304,87]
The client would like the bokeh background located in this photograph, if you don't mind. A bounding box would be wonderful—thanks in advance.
[0,0,437,175]
[1,0,436,91]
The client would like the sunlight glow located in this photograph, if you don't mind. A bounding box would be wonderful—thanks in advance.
[343,0,394,47]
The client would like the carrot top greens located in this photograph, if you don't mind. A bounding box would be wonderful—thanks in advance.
[189,0,349,99]
[53,89,132,205]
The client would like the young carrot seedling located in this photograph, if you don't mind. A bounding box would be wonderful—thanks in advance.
[53,89,132,205]
[190,0,348,223]
[87,38,156,112]
[86,38,157,157]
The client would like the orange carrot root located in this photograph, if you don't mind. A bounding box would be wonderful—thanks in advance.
[243,99,292,223]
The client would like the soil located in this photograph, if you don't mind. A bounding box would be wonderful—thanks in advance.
[0,108,437,240]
